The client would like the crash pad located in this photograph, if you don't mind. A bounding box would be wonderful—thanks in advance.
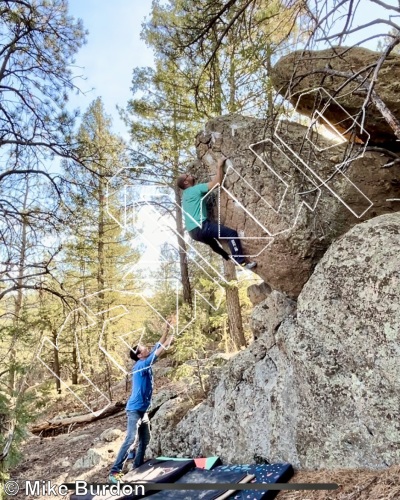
[74,459,195,500]
[149,467,254,500]
[216,463,294,500]
[122,458,195,483]
[156,456,222,470]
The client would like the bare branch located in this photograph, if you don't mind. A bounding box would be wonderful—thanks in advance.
[370,0,400,12]
[0,283,68,303]
[0,169,62,197]
[360,36,400,129]
[182,0,239,47]
[316,18,400,42]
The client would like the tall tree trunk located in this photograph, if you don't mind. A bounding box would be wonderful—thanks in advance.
[174,187,192,306]
[212,27,223,116]
[265,44,274,121]
[228,35,236,113]
[72,311,79,385]
[9,182,29,394]
[212,52,246,350]
[172,101,192,306]
[52,328,61,394]
[98,172,112,397]
[72,344,79,385]
[223,260,246,350]
[98,176,106,297]
[80,259,94,376]
[213,62,223,115]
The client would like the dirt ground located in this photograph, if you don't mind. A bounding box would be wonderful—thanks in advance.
[11,413,399,500]
[11,430,400,500]
[10,368,399,500]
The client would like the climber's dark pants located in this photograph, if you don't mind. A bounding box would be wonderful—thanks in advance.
[189,220,245,264]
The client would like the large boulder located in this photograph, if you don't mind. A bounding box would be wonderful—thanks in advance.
[194,114,400,296]
[149,213,400,469]
[270,46,400,145]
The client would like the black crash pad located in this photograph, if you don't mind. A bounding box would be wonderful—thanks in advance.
[217,463,294,500]
[148,466,250,500]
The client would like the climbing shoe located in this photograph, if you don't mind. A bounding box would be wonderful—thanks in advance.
[108,471,124,484]
[242,261,257,270]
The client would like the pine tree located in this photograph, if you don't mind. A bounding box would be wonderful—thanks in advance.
[58,98,140,398]
[143,0,301,118]
[123,59,203,306]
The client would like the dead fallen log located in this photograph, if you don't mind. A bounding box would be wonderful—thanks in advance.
[30,401,126,437]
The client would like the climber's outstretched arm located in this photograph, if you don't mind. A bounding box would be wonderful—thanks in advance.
[207,156,226,190]
[158,318,172,345]
[154,335,174,358]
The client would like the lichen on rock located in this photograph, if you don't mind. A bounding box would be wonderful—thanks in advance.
[149,213,400,469]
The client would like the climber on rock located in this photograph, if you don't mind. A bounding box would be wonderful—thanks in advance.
[177,156,257,270]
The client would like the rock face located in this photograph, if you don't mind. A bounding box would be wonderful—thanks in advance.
[270,47,400,145]
[250,289,296,340]
[148,213,400,469]
[247,282,272,306]
[194,114,400,296]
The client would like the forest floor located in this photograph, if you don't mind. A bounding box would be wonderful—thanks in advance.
[10,361,399,500]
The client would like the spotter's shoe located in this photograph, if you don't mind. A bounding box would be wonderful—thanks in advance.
[108,472,124,484]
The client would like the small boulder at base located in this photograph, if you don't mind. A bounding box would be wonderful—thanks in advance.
[100,428,122,443]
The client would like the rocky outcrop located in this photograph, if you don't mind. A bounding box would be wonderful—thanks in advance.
[250,289,296,340]
[194,114,400,296]
[247,282,272,306]
[270,47,400,145]
[148,213,400,469]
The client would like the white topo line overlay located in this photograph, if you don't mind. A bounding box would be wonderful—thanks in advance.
[274,87,373,219]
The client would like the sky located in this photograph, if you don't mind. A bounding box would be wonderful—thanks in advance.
[66,1,173,262]
[67,0,155,138]
[65,0,394,137]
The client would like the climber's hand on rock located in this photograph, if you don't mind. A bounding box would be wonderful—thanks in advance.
[208,156,226,189]
[217,156,226,169]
